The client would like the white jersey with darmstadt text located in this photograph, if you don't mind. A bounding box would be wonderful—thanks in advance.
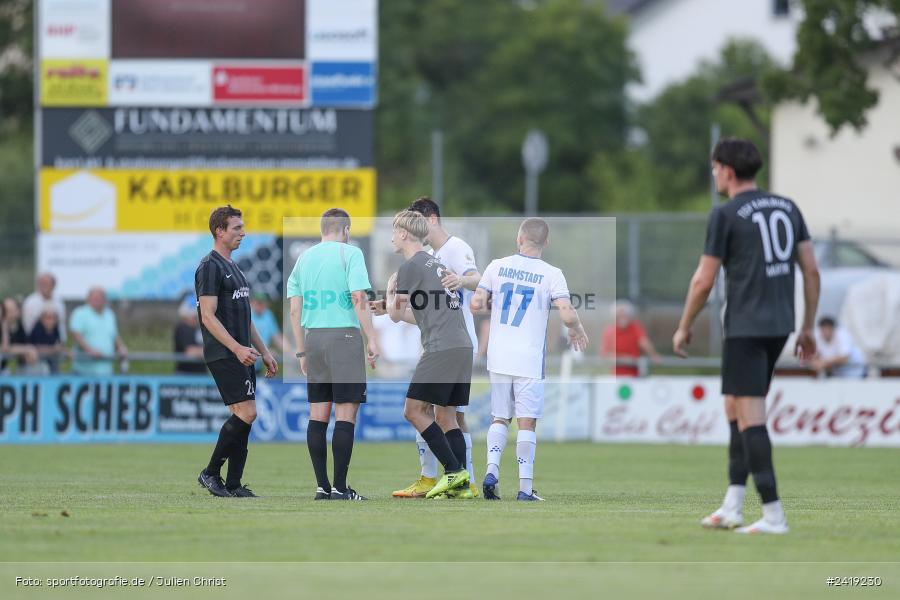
[430,235,478,351]
[478,253,570,379]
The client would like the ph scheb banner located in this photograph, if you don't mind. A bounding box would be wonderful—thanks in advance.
[0,377,420,444]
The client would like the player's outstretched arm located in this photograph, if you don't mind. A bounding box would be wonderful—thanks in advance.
[250,321,277,377]
[673,255,721,357]
[199,295,258,366]
[795,240,820,360]
[553,297,589,352]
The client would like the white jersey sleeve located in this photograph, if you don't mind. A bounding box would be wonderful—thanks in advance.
[549,268,570,301]
[478,260,499,294]
[433,236,479,353]
[437,237,478,275]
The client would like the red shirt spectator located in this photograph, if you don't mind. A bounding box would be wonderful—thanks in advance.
[600,301,659,376]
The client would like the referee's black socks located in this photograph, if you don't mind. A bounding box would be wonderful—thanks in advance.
[742,424,779,503]
[421,422,461,472]
[207,415,249,478]
[728,420,749,486]
[332,420,355,492]
[307,419,331,492]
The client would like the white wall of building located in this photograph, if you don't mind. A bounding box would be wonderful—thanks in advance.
[627,0,799,101]
[771,59,900,239]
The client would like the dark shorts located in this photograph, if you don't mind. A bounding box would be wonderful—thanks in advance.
[305,327,367,404]
[208,356,257,406]
[721,336,789,397]
[407,347,473,408]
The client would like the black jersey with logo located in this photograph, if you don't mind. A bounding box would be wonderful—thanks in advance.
[704,190,811,338]
[396,251,473,354]
[195,250,252,362]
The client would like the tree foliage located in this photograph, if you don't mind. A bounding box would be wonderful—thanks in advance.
[762,0,900,133]
[592,40,778,212]
[377,0,637,213]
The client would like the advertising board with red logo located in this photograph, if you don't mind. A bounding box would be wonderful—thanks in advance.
[213,65,307,104]
[593,377,900,447]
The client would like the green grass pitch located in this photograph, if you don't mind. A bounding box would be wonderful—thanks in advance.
[2,442,899,599]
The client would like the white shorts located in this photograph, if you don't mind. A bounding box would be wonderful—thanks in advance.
[489,372,544,419]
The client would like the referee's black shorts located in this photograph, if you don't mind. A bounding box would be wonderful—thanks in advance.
[208,356,257,406]
[721,336,789,397]
[407,347,472,408]
[305,327,367,404]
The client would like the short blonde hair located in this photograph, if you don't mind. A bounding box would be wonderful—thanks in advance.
[519,217,549,247]
[393,210,429,240]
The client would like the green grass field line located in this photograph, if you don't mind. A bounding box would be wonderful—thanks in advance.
[1,443,898,565]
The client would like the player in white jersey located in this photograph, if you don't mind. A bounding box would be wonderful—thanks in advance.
[389,197,482,498]
[471,218,588,501]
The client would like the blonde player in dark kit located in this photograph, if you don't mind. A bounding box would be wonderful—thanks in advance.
[196,205,278,498]
[673,138,820,534]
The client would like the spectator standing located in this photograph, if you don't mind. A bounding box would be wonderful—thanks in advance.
[174,296,206,374]
[69,287,128,376]
[601,300,660,376]
[29,303,64,373]
[810,316,867,378]
[22,273,67,341]
[1,297,40,374]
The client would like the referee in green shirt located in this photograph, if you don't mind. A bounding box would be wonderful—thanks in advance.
[287,208,379,501]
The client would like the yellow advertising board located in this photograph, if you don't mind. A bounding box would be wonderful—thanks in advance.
[40,59,108,106]
[39,168,377,235]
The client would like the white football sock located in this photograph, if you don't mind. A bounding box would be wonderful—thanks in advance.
[463,432,475,485]
[517,429,537,495]
[486,422,508,479]
[762,500,786,524]
[723,484,746,513]
[415,431,438,479]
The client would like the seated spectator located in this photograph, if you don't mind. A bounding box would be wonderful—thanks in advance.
[1,297,40,374]
[22,272,67,342]
[174,296,206,374]
[810,316,867,378]
[29,303,64,373]
[601,300,660,376]
[69,287,128,376]
[250,292,286,371]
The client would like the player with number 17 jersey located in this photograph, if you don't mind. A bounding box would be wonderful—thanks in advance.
[479,254,570,380]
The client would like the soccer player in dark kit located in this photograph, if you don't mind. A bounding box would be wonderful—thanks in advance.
[673,138,820,534]
[196,205,278,498]
[386,210,473,499]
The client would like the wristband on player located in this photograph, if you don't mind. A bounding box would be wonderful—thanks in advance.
[295,352,306,358]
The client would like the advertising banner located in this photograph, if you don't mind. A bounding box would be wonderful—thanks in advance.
[40,0,111,59]
[593,377,900,447]
[0,377,427,444]
[306,0,377,61]
[213,65,306,104]
[111,0,305,59]
[42,108,374,168]
[310,62,376,107]
[37,233,281,300]
[40,60,108,106]
[39,168,376,235]
[108,60,211,106]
